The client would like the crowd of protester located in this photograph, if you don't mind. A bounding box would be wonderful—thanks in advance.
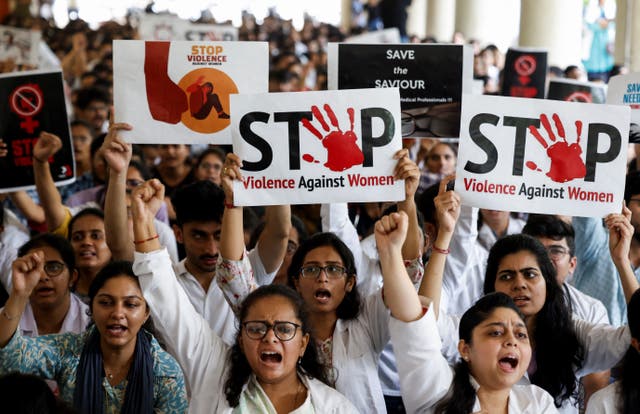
[0,2,639,413]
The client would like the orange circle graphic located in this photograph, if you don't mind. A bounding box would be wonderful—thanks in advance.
[178,68,238,133]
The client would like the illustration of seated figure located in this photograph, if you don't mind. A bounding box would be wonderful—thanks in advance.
[187,76,230,120]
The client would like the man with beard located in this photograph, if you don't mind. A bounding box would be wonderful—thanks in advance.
[570,171,640,326]
[170,180,290,345]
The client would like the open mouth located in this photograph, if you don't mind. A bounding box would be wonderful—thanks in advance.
[35,287,55,296]
[106,324,127,336]
[260,351,283,363]
[79,250,96,259]
[498,355,519,371]
[314,289,331,304]
[511,296,530,306]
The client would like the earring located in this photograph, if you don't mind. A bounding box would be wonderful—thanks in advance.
[298,356,302,365]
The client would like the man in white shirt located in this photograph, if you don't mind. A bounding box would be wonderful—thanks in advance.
[171,180,290,345]
[522,214,610,408]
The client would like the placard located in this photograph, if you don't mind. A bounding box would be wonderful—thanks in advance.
[501,47,547,99]
[113,40,268,144]
[231,88,404,206]
[138,14,238,41]
[607,73,640,124]
[547,78,607,104]
[328,43,472,139]
[0,25,41,68]
[455,94,629,218]
[0,70,74,193]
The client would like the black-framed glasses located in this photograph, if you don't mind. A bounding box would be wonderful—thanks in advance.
[400,107,459,138]
[299,264,347,279]
[546,246,570,260]
[44,261,66,277]
[242,320,301,341]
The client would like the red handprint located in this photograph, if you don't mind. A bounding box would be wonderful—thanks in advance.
[301,104,364,172]
[526,113,586,183]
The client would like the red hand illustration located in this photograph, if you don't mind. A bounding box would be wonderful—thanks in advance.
[526,113,586,183]
[144,42,188,124]
[301,104,364,172]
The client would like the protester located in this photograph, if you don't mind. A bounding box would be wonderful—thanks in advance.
[0,257,187,413]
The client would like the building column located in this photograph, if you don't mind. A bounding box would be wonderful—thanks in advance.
[426,0,456,42]
[406,0,428,39]
[340,0,352,34]
[455,0,520,51]
[519,0,583,68]
[631,0,640,71]
[613,0,628,65]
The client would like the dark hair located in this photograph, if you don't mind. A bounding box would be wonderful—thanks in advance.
[564,65,579,77]
[224,284,328,407]
[483,234,583,407]
[435,292,525,414]
[522,214,575,256]
[19,233,76,274]
[128,159,151,181]
[67,208,105,241]
[286,232,360,320]
[247,214,309,251]
[416,181,440,225]
[195,147,226,168]
[621,289,640,414]
[624,171,640,203]
[87,260,142,310]
[70,119,95,139]
[0,372,67,414]
[75,86,110,110]
[171,180,225,227]
[89,133,106,161]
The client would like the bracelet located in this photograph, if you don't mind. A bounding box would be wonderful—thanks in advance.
[224,200,235,209]
[133,234,159,245]
[431,245,450,255]
[2,309,16,320]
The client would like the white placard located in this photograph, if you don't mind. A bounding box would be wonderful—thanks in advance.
[0,25,41,67]
[113,40,268,145]
[607,73,640,124]
[231,88,404,206]
[455,94,630,218]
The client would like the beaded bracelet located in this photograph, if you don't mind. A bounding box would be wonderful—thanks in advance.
[431,245,450,255]
[133,234,159,245]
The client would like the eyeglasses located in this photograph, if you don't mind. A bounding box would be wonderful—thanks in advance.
[546,246,570,260]
[400,108,459,138]
[44,261,66,277]
[299,264,347,279]
[199,162,222,171]
[242,320,301,341]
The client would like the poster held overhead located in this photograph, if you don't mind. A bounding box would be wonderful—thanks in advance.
[607,72,640,125]
[231,88,404,206]
[0,70,74,193]
[113,40,268,145]
[455,94,629,218]
[328,43,472,139]
[501,47,547,99]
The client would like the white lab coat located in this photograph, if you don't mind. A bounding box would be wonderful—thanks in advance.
[133,248,357,414]
[390,310,559,413]
[585,381,621,414]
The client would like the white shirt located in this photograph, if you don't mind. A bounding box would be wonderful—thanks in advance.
[564,283,610,325]
[585,381,621,414]
[437,311,630,414]
[390,310,559,413]
[133,248,357,414]
[477,216,526,253]
[0,221,30,290]
[19,293,91,337]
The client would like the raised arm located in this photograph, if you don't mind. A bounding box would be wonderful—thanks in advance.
[32,132,68,231]
[103,123,134,261]
[375,211,422,322]
[418,176,460,319]
[605,205,640,303]
[394,148,422,260]
[8,191,45,225]
[220,153,244,262]
[0,251,44,347]
[256,205,291,274]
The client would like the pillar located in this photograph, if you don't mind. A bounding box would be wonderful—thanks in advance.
[340,0,352,35]
[455,0,520,51]
[613,0,628,65]
[519,0,583,68]
[426,0,456,42]
[406,0,428,39]
[631,0,640,71]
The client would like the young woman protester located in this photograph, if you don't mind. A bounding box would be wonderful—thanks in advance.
[586,288,640,413]
[214,153,423,413]
[130,179,357,413]
[0,257,187,413]
[420,176,636,414]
